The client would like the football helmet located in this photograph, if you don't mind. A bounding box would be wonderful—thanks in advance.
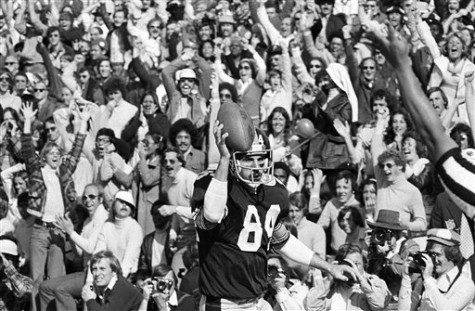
[231,128,274,186]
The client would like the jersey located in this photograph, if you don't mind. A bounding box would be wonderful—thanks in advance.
[191,175,290,300]
[436,148,475,219]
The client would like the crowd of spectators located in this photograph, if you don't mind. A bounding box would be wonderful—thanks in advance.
[1,0,475,309]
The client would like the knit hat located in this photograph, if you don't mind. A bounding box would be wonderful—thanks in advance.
[427,229,461,246]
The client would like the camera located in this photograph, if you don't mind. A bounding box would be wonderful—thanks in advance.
[408,252,435,274]
[370,228,394,246]
[151,278,173,293]
[267,265,285,278]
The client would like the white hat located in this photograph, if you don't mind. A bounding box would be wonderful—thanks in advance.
[115,191,136,210]
[179,68,197,80]
[0,239,18,256]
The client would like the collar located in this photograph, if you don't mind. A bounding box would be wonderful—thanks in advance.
[438,265,459,285]
[98,275,118,299]
[172,167,185,183]
[183,146,193,158]
[168,290,178,306]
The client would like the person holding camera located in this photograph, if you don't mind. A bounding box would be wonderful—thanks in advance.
[138,264,195,311]
[398,229,475,311]
[305,244,391,311]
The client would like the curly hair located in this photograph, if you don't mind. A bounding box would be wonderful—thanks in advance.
[168,118,197,147]
[103,76,127,98]
[383,108,414,146]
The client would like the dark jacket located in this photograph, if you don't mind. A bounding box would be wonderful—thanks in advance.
[86,277,142,311]
[136,232,173,282]
[21,132,86,218]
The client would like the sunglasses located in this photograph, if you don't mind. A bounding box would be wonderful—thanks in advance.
[220,93,232,99]
[149,25,162,29]
[34,88,46,93]
[379,162,395,169]
[363,66,375,70]
[310,64,321,69]
[0,76,9,81]
[239,66,251,70]
[82,194,98,201]
[5,62,17,66]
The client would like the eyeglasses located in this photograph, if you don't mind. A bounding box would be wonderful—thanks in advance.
[363,66,375,70]
[82,194,98,201]
[0,76,9,81]
[5,62,17,66]
[220,93,232,99]
[239,66,251,70]
[379,162,395,169]
[46,127,57,133]
[34,88,46,93]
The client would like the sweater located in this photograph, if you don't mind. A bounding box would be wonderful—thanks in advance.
[94,217,144,277]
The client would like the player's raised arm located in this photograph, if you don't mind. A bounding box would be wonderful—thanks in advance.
[202,121,230,223]
[366,22,457,162]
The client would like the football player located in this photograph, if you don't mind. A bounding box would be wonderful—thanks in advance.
[192,121,357,310]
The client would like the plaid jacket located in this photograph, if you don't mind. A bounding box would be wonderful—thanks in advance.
[21,133,86,218]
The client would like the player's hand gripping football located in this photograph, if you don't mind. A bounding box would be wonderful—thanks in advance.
[329,263,358,283]
[214,120,230,159]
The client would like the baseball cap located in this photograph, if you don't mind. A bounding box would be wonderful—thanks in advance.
[179,68,197,80]
[427,228,461,246]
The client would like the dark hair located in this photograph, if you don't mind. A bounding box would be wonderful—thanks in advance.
[0,189,8,219]
[152,264,178,285]
[169,118,197,147]
[384,108,414,146]
[12,171,29,196]
[139,91,160,114]
[218,82,238,103]
[335,243,364,264]
[427,87,448,109]
[103,76,126,98]
[289,192,308,215]
[378,150,406,172]
[402,131,428,158]
[198,40,215,62]
[266,107,291,144]
[147,18,163,30]
[0,71,14,91]
[450,123,475,148]
[96,128,116,143]
[358,178,377,203]
[274,161,291,179]
[3,107,20,123]
[146,132,166,156]
[331,170,356,197]
[90,251,123,276]
[337,205,365,228]
[306,57,327,73]
[46,26,62,45]
[163,147,186,166]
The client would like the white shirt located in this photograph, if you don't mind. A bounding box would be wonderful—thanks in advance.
[41,166,65,222]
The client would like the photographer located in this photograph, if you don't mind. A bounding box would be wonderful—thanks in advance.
[305,244,391,311]
[138,264,195,311]
[0,236,34,311]
[398,229,475,311]
[264,254,308,311]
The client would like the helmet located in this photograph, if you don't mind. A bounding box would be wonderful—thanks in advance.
[231,128,274,186]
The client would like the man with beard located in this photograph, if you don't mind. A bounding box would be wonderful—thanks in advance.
[169,119,206,174]
[38,183,109,311]
[162,53,211,128]
[159,148,197,278]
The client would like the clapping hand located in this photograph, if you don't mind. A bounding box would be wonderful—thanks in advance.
[55,213,75,235]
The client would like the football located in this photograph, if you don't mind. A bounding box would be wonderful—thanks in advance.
[217,103,255,152]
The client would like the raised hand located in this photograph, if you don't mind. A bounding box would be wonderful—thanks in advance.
[20,102,38,121]
[366,22,409,70]
[214,120,230,159]
[333,118,351,140]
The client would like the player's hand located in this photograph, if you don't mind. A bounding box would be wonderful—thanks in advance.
[329,264,358,282]
[214,121,230,159]
[366,21,410,70]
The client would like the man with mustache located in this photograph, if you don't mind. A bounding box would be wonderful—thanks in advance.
[169,118,206,174]
[159,148,197,280]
